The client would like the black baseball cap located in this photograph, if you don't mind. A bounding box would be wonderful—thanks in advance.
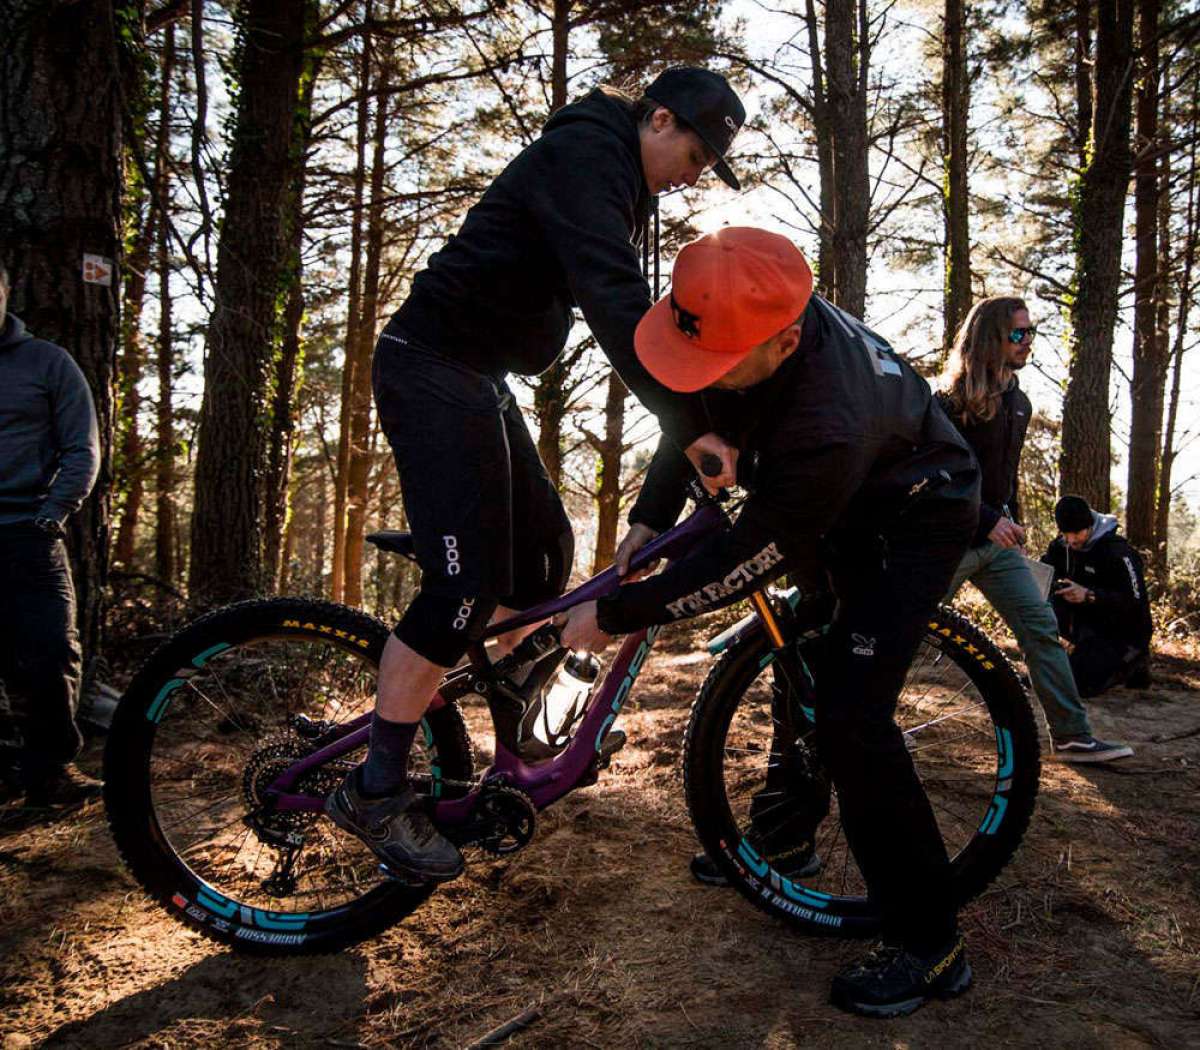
[645,67,746,190]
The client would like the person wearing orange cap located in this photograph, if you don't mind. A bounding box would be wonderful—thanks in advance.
[562,227,982,1018]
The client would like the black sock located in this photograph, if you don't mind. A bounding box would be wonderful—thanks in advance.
[360,714,420,798]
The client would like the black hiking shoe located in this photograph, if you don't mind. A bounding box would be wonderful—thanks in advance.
[23,763,104,808]
[1052,734,1134,763]
[325,770,464,883]
[1,766,24,805]
[1125,657,1152,689]
[690,837,821,887]
[830,936,972,1018]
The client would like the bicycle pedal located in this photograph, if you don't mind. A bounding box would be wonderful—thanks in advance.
[577,730,628,788]
[598,729,627,763]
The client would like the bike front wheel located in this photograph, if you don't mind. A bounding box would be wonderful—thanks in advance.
[104,598,475,955]
[683,605,1040,938]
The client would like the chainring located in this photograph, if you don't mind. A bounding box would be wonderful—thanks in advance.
[473,784,537,856]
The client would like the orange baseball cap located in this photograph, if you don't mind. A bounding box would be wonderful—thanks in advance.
[635,227,813,393]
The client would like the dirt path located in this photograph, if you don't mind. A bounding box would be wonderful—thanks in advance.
[2,624,1198,1049]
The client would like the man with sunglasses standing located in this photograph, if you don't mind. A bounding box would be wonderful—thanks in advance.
[937,297,1132,763]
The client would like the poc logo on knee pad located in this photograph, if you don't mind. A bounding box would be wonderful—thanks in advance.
[443,535,461,576]
[452,597,475,631]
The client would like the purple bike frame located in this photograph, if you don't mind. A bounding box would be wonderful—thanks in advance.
[266,501,726,822]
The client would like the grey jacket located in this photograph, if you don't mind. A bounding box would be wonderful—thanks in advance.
[0,314,99,525]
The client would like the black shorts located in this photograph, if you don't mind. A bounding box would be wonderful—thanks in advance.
[372,327,573,666]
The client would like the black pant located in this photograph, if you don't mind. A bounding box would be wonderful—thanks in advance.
[1069,627,1147,698]
[0,524,83,781]
[802,500,976,953]
[373,327,573,667]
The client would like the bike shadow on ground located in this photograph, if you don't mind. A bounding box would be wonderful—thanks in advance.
[40,947,371,1047]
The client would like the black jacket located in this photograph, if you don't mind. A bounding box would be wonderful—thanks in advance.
[1041,514,1153,651]
[936,380,1031,546]
[389,89,704,446]
[596,296,980,634]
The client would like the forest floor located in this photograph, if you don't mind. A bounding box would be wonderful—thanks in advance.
[1,614,1198,1049]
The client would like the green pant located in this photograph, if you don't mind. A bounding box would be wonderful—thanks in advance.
[946,543,1091,740]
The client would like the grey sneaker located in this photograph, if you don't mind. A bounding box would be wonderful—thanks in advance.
[1053,735,1134,763]
[325,771,464,883]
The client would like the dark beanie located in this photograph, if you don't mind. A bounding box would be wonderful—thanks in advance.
[1055,495,1093,532]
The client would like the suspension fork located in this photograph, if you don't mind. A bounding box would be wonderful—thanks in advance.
[749,589,816,744]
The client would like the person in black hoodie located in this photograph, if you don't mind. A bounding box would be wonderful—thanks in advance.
[0,260,102,807]
[936,296,1132,764]
[563,228,981,1018]
[325,68,747,882]
[1042,495,1153,697]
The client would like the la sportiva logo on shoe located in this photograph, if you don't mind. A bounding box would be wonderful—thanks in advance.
[851,633,876,656]
[923,937,965,984]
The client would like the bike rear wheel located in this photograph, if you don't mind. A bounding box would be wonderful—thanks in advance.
[104,598,475,955]
[683,605,1039,938]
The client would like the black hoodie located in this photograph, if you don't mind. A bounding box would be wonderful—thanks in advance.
[388,89,706,446]
[1041,513,1153,651]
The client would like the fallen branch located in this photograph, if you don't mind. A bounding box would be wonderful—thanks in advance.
[1091,766,1189,775]
[1150,724,1200,742]
[463,1005,542,1049]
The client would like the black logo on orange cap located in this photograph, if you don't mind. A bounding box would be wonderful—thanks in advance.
[670,293,701,339]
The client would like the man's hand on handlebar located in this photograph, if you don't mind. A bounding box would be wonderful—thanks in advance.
[615,523,660,581]
[558,600,612,653]
[685,432,738,494]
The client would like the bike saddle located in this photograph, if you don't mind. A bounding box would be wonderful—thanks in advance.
[366,530,416,558]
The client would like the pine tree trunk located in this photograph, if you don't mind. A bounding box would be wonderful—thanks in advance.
[344,58,390,609]
[1060,0,1134,509]
[591,372,627,576]
[279,476,297,594]
[154,197,176,584]
[113,203,154,570]
[1074,0,1093,168]
[152,25,178,586]
[332,17,372,603]
[263,36,320,594]
[264,276,303,593]
[532,0,573,490]
[1126,0,1166,550]
[188,0,312,607]
[315,467,328,593]
[824,0,869,317]
[1154,104,1198,576]
[941,0,971,358]
[0,0,134,678]
[804,0,835,297]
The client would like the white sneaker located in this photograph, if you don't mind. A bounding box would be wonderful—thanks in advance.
[1053,735,1134,763]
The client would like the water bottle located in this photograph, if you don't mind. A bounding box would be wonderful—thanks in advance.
[531,650,601,750]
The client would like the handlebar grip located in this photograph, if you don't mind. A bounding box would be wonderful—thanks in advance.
[699,453,724,478]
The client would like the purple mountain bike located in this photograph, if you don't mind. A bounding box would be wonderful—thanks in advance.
[104,487,1039,955]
